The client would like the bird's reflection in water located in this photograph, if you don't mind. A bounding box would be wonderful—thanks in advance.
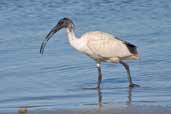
[97,87,134,111]
[127,87,133,105]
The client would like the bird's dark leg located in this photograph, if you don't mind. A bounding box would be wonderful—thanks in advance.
[96,63,102,89]
[97,87,102,111]
[119,61,140,88]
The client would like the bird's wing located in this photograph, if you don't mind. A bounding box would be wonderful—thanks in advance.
[87,32,133,59]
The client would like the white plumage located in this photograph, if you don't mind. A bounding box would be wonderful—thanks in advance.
[81,31,138,62]
[40,17,140,88]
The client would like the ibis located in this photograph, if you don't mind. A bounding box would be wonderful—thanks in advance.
[40,17,140,88]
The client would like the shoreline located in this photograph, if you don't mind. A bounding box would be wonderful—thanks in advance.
[2,105,171,114]
[28,105,171,114]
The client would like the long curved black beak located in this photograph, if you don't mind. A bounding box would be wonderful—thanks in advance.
[40,24,62,54]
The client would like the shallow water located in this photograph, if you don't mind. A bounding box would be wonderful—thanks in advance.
[0,0,171,113]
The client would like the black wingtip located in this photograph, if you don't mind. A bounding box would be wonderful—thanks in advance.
[124,41,138,55]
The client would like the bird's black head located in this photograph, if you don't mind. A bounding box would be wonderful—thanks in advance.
[57,17,74,29]
[40,17,74,54]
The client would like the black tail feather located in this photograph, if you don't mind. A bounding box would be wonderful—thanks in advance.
[124,41,138,55]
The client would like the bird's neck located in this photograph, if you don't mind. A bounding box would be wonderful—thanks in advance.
[66,27,82,51]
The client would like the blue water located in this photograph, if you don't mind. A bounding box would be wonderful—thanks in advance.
[0,0,171,113]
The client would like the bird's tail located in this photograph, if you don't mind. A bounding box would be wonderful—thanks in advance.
[124,41,138,55]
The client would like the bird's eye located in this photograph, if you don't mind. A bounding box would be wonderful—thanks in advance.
[59,21,64,26]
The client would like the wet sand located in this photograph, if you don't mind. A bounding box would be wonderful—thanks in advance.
[14,105,171,114]
[3,87,171,114]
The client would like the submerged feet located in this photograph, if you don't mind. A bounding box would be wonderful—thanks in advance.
[96,83,140,89]
[129,83,140,88]
[96,84,140,89]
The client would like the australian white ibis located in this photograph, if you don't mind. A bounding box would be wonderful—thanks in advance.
[40,17,140,88]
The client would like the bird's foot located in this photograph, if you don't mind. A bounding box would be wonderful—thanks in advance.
[96,86,101,90]
[129,83,140,88]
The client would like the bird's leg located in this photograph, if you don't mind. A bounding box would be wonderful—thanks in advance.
[97,87,102,111]
[119,61,140,88]
[96,63,102,89]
